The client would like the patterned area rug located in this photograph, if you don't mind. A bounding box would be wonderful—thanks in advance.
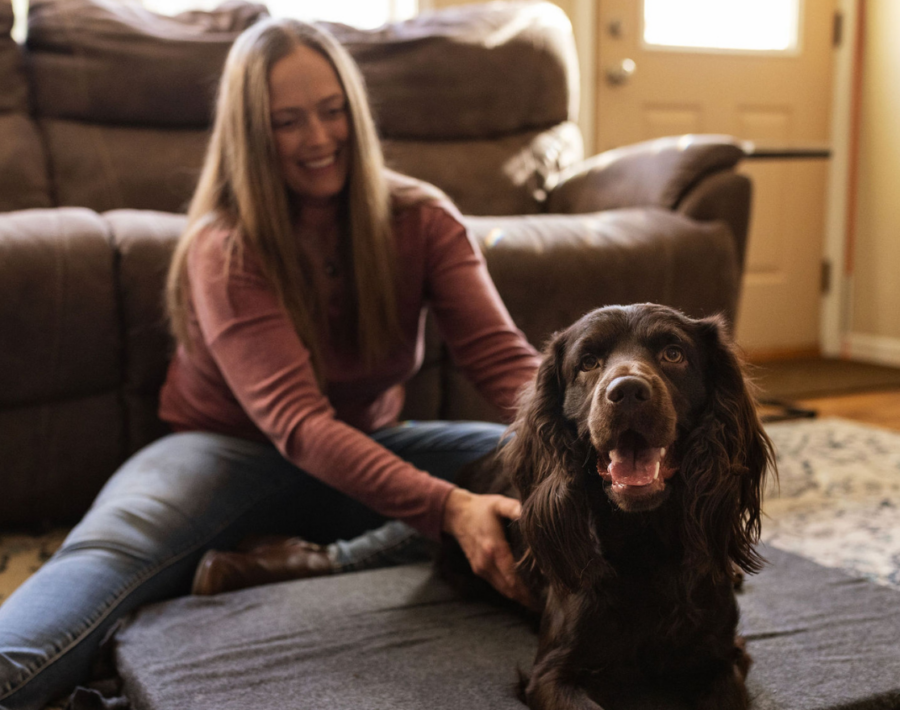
[2,417,900,607]
[0,527,67,606]
[763,417,900,589]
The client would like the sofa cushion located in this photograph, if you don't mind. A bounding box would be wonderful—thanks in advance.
[0,114,53,211]
[0,393,124,525]
[39,120,579,218]
[42,121,209,213]
[471,208,740,341]
[0,0,52,210]
[26,0,268,127]
[0,208,120,405]
[322,1,579,141]
[105,210,186,456]
[384,123,583,216]
[112,546,900,710]
[445,208,741,422]
[0,208,125,523]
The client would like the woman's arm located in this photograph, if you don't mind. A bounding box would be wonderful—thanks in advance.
[442,487,534,607]
[421,203,539,605]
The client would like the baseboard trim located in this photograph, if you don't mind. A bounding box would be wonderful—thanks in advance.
[746,346,821,363]
[845,333,900,367]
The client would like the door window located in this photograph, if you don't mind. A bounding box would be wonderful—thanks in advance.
[643,0,802,53]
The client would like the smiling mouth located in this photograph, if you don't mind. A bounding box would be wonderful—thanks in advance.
[302,154,337,169]
[596,431,676,500]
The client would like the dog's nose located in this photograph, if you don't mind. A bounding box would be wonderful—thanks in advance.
[606,376,652,407]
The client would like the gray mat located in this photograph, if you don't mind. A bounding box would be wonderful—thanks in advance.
[114,546,900,710]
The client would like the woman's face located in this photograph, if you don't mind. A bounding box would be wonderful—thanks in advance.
[268,44,350,206]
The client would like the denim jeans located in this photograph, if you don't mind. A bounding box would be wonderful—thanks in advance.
[0,420,505,710]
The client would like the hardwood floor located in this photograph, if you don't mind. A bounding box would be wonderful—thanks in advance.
[750,357,900,432]
[793,389,900,432]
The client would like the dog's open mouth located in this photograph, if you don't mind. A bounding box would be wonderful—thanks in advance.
[596,431,676,507]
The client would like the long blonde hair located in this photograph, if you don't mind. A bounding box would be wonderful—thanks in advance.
[167,18,400,383]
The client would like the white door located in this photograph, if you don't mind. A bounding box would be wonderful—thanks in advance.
[595,0,836,357]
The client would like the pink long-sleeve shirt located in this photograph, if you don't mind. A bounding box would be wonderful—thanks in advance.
[158,195,540,539]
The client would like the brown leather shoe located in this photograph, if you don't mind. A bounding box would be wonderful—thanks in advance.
[191,537,334,596]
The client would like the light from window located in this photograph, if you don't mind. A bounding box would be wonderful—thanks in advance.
[643,0,800,53]
[143,0,417,28]
[11,0,27,43]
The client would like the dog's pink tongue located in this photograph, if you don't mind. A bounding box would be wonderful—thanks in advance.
[608,447,664,486]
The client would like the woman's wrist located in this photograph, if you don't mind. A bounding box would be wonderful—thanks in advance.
[441,487,472,536]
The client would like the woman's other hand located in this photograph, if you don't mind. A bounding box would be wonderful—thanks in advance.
[442,488,533,608]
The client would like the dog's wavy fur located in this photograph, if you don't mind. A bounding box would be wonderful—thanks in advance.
[446,304,775,710]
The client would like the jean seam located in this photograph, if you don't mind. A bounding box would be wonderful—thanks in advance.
[0,482,292,701]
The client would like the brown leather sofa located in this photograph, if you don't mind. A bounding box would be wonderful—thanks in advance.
[0,0,750,528]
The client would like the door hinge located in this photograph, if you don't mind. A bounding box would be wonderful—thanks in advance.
[821,259,833,295]
[833,10,844,48]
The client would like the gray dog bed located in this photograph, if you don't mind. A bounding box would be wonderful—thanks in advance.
[113,546,900,710]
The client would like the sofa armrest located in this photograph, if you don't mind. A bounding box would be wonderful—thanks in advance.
[676,171,752,270]
[545,135,747,214]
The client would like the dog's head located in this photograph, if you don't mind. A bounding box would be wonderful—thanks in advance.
[506,304,775,592]
[560,304,708,513]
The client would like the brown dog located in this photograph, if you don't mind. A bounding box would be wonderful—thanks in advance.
[445,304,775,710]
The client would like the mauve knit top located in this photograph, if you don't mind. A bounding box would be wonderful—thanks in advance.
[158,196,540,540]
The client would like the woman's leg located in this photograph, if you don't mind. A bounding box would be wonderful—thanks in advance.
[0,422,506,708]
[328,420,507,571]
[0,431,348,710]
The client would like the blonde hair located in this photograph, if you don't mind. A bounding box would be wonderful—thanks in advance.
[167,17,400,383]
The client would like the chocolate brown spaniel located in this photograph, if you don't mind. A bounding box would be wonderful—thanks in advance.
[447,304,775,710]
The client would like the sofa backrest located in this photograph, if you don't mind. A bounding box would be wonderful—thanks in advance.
[1,0,582,217]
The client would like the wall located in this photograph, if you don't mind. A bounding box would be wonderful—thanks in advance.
[846,0,900,362]
[428,0,576,21]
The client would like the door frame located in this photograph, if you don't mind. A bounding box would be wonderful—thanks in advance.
[821,0,900,367]
[819,0,858,359]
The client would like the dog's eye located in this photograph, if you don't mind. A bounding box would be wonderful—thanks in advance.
[661,345,685,364]
[580,354,601,371]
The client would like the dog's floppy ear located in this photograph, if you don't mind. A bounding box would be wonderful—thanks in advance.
[503,329,604,593]
[681,315,776,581]
[505,332,572,499]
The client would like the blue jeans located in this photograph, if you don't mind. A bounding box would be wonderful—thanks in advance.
[0,421,505,710]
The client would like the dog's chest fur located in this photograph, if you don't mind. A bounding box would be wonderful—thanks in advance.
[556,574,739,695]
[570,501,741,683]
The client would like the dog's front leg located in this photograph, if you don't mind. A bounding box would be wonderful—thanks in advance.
[525,596,605,710]
[525,657,604,710]
[692,641,752,710]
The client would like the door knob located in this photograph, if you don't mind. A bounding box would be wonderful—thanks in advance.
[606,58,636,86]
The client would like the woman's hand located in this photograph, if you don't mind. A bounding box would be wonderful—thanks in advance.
[442,487,533,608]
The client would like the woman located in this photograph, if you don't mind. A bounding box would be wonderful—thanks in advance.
[0,17,538,710]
